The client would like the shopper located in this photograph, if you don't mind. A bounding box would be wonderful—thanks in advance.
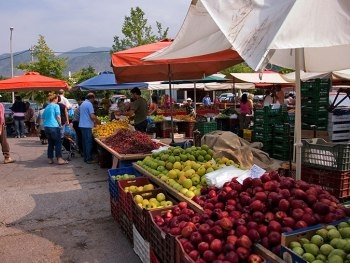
[202,93,212,107]
[72,97,84,155]
[0,102,15,164]
[24,101,35,135]
[149,96,158,116]
[239,93,253,134]
[79,93,100,164]
[124,88,148,133]
[36,103,48,144]
[10,96,26,138]
[185,98,196,117]
[57,96,69,138]
[42,93,67,165]
[263,90,274,107]
[58,89,72,109]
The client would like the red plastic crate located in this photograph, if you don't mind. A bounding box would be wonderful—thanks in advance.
[119,209,133,244]
[301,165,350,199]
[150,248,161,263]
[131,189,177,241]
[110,195,120,223]
[118,177,151,218]
[147,207,178,263]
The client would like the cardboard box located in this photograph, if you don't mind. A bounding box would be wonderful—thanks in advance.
[301,130,329,141]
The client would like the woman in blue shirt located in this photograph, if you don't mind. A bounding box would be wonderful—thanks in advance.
[42,93,68,165]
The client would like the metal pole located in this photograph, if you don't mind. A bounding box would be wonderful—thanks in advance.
[10,27,14,103]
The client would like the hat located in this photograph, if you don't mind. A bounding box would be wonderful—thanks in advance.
[187,98,192,101]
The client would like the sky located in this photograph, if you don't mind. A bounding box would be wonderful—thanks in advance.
[0,0,190,55]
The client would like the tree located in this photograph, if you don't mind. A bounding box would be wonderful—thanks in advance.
[68,66,98,100]
[15,35,68,104]
[111,7,168,52]
[17,35,67,79]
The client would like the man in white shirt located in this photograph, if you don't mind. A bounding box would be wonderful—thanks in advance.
[263,90,273,107]
[58,89,72,109]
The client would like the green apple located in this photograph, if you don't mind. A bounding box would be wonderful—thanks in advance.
[156,193,166,202]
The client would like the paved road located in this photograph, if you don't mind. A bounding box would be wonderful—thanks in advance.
[0,137,142,263]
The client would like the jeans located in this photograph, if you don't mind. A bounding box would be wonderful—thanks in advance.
[14,118,25,137]
[134,120,148,133]
[72,121,82,153]
[80,127,93,162]
[45,127,62,159]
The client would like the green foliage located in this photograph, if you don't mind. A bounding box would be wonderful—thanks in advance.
[17,35,67,79]
[111,7,169,52]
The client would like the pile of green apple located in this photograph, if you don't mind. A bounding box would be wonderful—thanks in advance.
[136,145,239,199]
[133,192,174,209]
[111,173,136,182]
[288,219,350,263]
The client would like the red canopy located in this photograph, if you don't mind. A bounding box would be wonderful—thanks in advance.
[111,39,242,83]
[0,72,70,92]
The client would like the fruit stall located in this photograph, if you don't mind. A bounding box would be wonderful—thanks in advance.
[103,137,350,263]
[93,117,350,263]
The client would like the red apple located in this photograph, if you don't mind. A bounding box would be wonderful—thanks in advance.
[210,239,223,254]
[236,246,250,260]
[197,241,209,255]
[237,234,253,249]
[248,254,264,263]
[188,250,199,260]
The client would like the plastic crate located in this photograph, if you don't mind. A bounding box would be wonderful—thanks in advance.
[150,248,161,263]
[107,166,142,201]
[119,209,133,243]
[301,166,350,199]
[118,177,151,218]
[147,208,178,263]
[243,129,252,142]
[177,121,195,137]
[194,122,217,135]
[301,138,350,171]
[254,106,281,117]
[272,149,292,161]
[133,225,150,263]
[132,189,177,241]
[110,195,120,223]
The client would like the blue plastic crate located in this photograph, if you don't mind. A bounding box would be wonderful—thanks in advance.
[108,166,142,201]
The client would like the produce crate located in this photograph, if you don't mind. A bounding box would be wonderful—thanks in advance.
[110,195,120,223]
[133,225,150,263]
[108,166,142,201]
[147,208,178,263]
[118,177,151,218]
[254,106,282,117]
[177,121,195,137]
[301,165,350,199]
[243,129,253,142]
[194,122,217,135]
[150,248,161,263]
[301,138,350,171]
[176,236,195,263]
[280,218,348,263]
[119,209,133,243]
[131,189,177,241]
[273,124,294,135]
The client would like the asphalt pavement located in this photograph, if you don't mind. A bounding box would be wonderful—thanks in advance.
[0,136,142,263]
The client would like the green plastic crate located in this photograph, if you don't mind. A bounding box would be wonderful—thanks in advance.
[194,122,217,135]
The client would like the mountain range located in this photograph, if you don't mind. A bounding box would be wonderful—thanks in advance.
[0,47,112,78]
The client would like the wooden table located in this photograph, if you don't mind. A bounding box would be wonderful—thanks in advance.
[94,138,156,168]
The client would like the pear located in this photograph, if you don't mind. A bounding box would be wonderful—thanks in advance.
[303,243,319,256]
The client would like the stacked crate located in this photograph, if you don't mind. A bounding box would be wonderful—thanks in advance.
[301,78,330,131]
[253,106,288,155]
[272,124,294,161]
[328,108,350,142]
[301,138,350,200]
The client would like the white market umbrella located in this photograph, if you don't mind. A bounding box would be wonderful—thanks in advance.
[146,0,350,179]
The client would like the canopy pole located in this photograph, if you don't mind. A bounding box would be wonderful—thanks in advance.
[194,82,197,113]
[295,48,303,180]
[168,64,175,144]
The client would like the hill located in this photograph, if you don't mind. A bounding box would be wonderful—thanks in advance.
[0,47,112,78]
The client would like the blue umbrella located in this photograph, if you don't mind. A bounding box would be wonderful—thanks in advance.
[72,71,148,91]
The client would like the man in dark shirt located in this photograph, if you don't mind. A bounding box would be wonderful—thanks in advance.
[124,88,148,133]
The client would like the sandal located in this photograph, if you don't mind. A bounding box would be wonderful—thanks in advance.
[48,158,54,164]
[57,158,69,165]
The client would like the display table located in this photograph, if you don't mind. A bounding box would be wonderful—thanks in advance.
[95,138,157,168]
[133,163,203,214]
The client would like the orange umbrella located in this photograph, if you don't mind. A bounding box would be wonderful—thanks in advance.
[111,39,242,83]
[0,72,70,92]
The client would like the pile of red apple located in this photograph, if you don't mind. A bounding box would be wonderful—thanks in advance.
[151,171,350,262]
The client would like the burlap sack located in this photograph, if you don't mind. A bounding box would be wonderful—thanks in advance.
[201,131,281,171]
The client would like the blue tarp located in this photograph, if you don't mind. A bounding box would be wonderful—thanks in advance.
[72,71,148,91]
